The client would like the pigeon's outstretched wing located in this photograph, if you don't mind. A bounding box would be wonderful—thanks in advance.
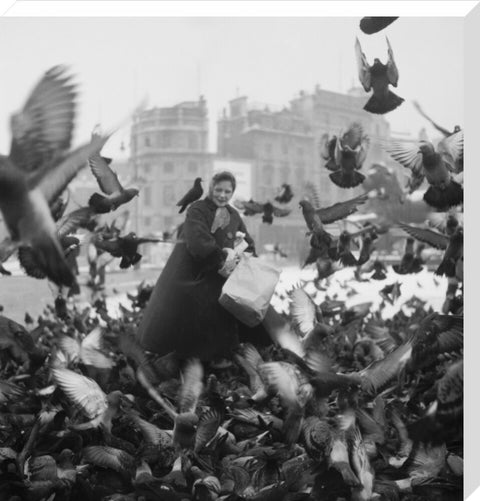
[179,358,204,414]
[386,37,399,86]
[56,207,97,238]
[398,222,449,250]
[355,38,371,92]
[412,101,452,137]
[51,368,107,420]
[289,288,317,338]
[9,65,77,173]
[36,132,111,204]
[358,341,413,395]
[384,141,423,175]
[316,194,369,225]
[82,446,136,475]
[89,146,124,195]
[437,129,464,167]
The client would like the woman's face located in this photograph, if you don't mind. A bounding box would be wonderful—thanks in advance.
[211,180,234,207]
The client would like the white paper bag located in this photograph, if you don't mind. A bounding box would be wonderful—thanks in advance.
[219,255,281,327]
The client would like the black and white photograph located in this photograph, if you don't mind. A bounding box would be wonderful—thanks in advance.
[0,6,468,500]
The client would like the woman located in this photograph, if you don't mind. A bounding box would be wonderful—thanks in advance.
[137,171,276,362]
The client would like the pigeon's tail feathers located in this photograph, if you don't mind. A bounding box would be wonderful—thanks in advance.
[119,256,131,269]
[33,236,76,287]
[363,90,404,115]
[423,181,463,211]
[329,170,365,189]
[339,252,358,267]
[371,270,387,281]
[89,193,111,214]
[392,264,407,275]
[435,259,456,278]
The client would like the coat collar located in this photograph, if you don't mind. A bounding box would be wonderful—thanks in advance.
[204,196,234,213]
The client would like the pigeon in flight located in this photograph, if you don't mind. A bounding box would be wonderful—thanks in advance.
[384,130,463,210]
[328,123,370,188]
[0,65,109,287]
[355,37,404,114]
[88,134,139,214]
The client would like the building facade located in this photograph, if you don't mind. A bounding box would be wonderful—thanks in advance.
[218,96,316,202]
[290,85,393,207]
[129,97,213,237]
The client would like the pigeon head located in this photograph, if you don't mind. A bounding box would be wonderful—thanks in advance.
[418,141,435,156]
[298,200,312,210]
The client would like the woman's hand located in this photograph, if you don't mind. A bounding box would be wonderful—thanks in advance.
[218,248,238,278]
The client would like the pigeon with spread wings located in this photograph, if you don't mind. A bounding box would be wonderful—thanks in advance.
[88,135,139,214]
[329,123,370,189]
[319,134,339,172]
[384,130,463,210]
[355,37,404,115]
[94,231,161,269]
[398,222,462,279]
[413,101,462,140]
[234,199,291,224]
[17,205,97,283]
[0,65,109,287]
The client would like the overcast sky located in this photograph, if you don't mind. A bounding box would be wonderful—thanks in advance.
[0,17,463,158]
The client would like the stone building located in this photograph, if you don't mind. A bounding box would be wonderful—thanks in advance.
[290,85,393,207]
[129,97,213,237]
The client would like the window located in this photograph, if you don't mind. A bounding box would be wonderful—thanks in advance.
[281,140,288,154]
[265,142,272,155]
[164,216,174,228]
[297,147,304,157]
[263,164,274,185]
[143,163,151,174]
[144,186,152,207]
[163,184,175,205]
[144,216,151,227]
[163,131,172,148]
[163,162,174,174]
[296,164,305,186]
[144,135,151,147]
[188,132,198,150]
[188,161,198,174]
[280,162,290,182]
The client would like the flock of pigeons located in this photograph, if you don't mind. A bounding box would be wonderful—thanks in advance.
[0,15,464,501]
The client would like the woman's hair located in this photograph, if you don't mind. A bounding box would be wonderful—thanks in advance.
[210,171,237,192]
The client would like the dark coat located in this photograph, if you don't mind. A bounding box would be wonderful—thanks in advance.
[137,197,271,361]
